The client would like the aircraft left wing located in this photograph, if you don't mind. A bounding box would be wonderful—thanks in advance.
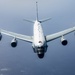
[0,29,33,43]
[46,27,75,42]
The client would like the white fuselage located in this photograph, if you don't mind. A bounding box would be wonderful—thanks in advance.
[33,20,45,47]
[32,20,47,56]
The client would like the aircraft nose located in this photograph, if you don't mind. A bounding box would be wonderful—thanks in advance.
[37,53,44,59]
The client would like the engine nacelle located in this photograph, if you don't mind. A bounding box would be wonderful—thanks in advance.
[11,38,17,47]
[61,36,68,46]
[0,33,2,41]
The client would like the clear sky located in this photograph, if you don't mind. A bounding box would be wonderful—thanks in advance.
[0,0,75,75]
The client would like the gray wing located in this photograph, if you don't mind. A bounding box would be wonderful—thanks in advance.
[46,27,75,42]
[0,29,33,43]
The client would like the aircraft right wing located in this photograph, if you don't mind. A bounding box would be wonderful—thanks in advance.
[46,27,75,42]
[0,29,33,43]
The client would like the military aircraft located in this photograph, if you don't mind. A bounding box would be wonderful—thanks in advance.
[0,2,75,58]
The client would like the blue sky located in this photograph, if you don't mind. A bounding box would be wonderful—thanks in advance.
[0,0,75,75]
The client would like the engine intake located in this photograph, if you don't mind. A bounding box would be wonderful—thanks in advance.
[0,33,2,41]
[61,40,68,46]
[61,36,68,46]
[11,38,17,47]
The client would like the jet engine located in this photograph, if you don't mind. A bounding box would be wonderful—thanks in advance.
[11,38,17,47]
[0,33,2,41]
[61,36,68,46]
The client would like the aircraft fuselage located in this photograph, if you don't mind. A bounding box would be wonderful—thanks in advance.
[32,20,48,58]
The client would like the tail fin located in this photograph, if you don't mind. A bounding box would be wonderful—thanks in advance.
[23,2,39,23]
[36,2,51,23]
[36,2,39,21]
[23,2,51,23]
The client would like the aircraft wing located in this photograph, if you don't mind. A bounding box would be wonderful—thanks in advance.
[46,27,75,42]
[0,29,33,43]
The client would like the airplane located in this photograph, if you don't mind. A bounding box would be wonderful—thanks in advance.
[0,2,75,59]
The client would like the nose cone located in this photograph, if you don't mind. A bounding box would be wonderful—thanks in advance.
[37,53,44,59]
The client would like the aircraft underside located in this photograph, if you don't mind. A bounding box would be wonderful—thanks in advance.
[32,45,48,59]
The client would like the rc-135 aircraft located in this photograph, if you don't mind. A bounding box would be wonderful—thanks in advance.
[0,2,75,59]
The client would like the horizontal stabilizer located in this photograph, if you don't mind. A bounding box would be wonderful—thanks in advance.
[39,18,52,23]
[23,19,34,23]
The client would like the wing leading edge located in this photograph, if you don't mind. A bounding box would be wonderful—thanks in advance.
[1,26,75,43]
[0,29,33,43]
[46,27,75,42]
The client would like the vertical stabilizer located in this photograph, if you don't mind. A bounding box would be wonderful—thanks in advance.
[36,2,39,21]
